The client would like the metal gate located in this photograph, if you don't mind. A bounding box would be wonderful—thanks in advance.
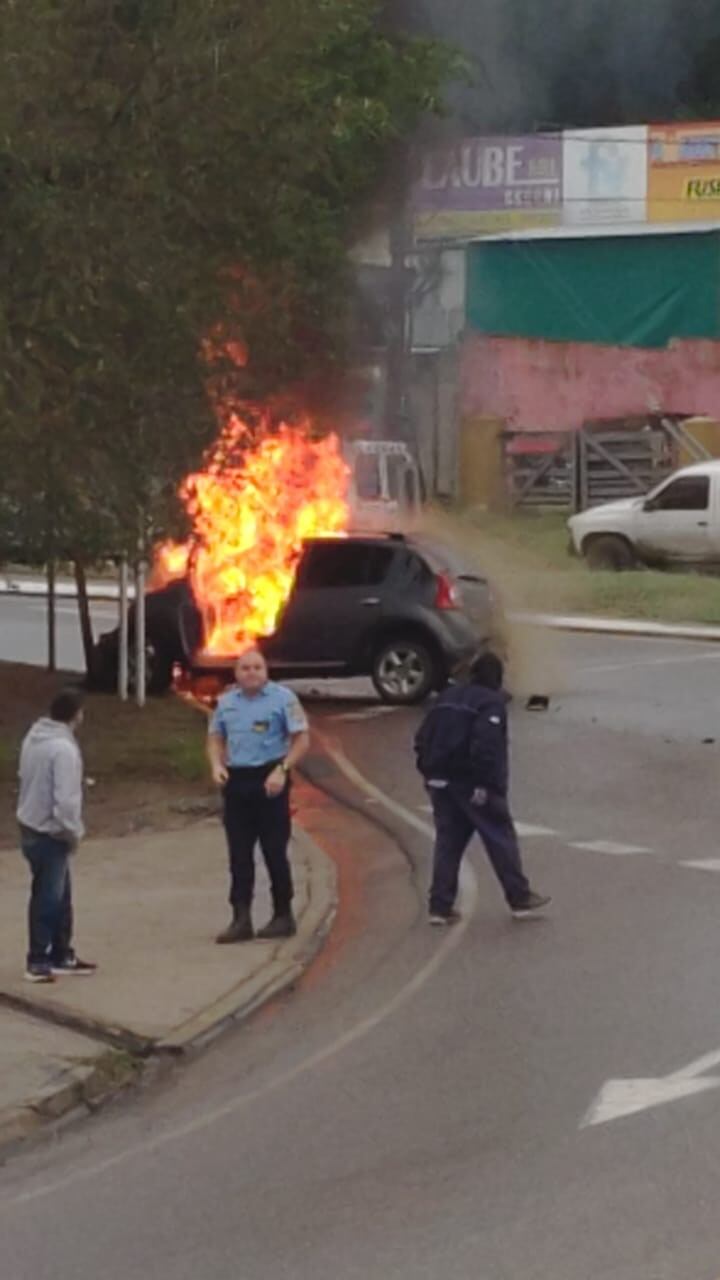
[506,417,711,511]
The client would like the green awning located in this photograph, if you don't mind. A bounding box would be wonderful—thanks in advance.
[466,231,720,348]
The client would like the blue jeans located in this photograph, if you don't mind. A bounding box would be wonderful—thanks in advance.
[20,828,74,968]
[428,785,531,914]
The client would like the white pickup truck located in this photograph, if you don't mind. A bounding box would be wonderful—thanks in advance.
[568,460,720,570]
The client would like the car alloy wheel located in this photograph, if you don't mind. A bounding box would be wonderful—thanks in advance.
[372,639,436,705]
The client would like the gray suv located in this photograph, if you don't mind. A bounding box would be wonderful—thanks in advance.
[92,533,493,705]
[190,533,492,704]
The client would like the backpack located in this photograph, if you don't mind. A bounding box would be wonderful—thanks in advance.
[414,701,477,780]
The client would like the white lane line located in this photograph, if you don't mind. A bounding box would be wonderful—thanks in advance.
[580,651,720,676]
[418,811,558,838]
[680,859,720,873]
[328,706,399,723]
[569,840,652,856]
[0,741,478,1212]
[515,823,558,838]
[23,600,118,619]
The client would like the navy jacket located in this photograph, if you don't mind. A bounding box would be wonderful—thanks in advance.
[415,684,511,796]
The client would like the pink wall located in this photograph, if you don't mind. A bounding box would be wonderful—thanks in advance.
[460,335,720,430]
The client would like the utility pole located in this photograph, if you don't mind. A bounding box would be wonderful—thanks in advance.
[384,168,412,443]
[118,556,129,701]
[46,558,56,673]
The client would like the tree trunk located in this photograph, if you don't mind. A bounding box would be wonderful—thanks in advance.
[74,559,95,678]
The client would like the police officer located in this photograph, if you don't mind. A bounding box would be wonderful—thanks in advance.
[415,652,551,924]
[208,648,310,943]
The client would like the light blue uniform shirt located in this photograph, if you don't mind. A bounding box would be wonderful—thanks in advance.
[209,682,309,768]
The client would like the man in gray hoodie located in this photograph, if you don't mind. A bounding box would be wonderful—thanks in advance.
[17,689,96,983]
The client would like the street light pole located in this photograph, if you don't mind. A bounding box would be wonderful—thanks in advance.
[384,173,412,443]
[134,558,146,708]
[46,558,56,673]
[118,556,129,701]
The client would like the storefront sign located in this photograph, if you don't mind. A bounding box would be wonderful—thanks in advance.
[412,135,562,240]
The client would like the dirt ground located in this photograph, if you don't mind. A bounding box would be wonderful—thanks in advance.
[0,662,216,850]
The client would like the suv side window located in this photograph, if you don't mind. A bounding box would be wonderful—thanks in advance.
[297,543,395,589]
[392,549,434,587]
[650,476,710,512]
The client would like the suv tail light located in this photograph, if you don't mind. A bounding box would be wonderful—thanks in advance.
[435,572,462,610]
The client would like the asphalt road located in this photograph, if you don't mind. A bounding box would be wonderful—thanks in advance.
[4,629,720,1279]
[0,594,118,671]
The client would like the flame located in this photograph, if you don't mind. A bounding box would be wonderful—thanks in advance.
[154,410,350,655]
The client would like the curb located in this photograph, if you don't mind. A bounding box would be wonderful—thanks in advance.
[0,578,124,603]
[156,829,338,1053]
[0,828,337,1160]
[0,1048,143,1162]
[509,611,720,644]
[6,577,720,644]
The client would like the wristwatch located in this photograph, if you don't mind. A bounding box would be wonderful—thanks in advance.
[280,761,290,775]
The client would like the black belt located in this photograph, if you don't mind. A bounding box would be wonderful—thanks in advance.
[226,760,284,781]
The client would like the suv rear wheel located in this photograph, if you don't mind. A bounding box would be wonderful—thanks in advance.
[371,636,440,705]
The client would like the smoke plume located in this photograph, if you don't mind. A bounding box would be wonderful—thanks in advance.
[391,0,719,132]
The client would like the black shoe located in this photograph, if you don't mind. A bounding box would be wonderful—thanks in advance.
[256,913,297,941]
[428,909,462,927]
[51,956,98,976]
[25,963,55,984]
[511,892,551,920]
[216,909,254,944]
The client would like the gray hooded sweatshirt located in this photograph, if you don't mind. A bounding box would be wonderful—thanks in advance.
[17,718,85,844]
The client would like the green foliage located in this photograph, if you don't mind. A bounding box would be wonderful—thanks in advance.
[0,0,453,562]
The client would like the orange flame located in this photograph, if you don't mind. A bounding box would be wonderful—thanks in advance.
[154,410,349,655]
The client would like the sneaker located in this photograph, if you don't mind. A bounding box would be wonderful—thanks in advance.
[216,910,254,944]
[256,913,297,941]
[511,892,552,920]
[25,964,55,984]
[51,956,98,976]
[429,909,462,927]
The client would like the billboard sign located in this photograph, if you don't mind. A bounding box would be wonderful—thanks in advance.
[563,126,648,225]
[649,122,720,222]
[412,135,562,241]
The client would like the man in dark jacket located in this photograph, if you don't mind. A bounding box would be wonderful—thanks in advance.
[415,652,550,924]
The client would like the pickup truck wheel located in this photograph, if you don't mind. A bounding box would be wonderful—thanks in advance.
[585,535,635,572]
[371,637,438,705]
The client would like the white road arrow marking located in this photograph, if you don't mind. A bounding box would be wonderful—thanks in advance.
[681,859,720,873]
[582,1046,720,1127]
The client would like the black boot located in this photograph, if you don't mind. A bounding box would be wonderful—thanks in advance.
[215,907,254,944]
[256,911,297,941]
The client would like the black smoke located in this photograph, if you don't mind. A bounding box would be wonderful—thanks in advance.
[390,0,720,132]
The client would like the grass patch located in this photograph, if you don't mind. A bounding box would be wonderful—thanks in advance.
[426,507,720,626]
[0,662,214,847]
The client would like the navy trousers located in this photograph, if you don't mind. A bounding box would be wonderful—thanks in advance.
[222,768,293,914]
[20,828,74,968]
[428,784,530,914]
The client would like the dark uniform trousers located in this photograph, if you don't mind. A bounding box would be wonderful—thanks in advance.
[223,764,293,914]
[429,784,530,914]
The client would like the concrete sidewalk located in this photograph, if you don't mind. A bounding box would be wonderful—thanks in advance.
[0,818,336,1153]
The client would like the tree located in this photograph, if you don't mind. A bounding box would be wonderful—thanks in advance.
[0,0,453,671]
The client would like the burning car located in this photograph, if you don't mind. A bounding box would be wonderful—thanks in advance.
[91,532,493,705]
[89,406,492,702]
